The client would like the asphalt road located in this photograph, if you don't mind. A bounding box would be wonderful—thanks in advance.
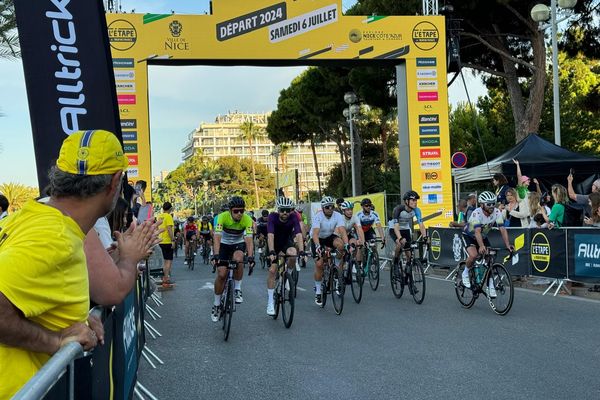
[138,255,600,400]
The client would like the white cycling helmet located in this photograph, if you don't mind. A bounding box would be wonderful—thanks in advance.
[340,200,354,210]
[478,191,497,204]
[321,196,335,207]
[276,197,295,209]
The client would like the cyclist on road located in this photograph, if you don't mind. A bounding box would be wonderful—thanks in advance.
[211,196,255,322]
[390,191,427,265]
[462,191,514,295]
[311,196,349,306]
[356,197,386,246]
[199,215,213,257]
[183,216,198,265]
[266,197,306,315]
[255,209,269,255]
[340,201,366,279]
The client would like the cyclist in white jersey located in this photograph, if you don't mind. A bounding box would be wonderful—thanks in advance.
[340,201,365,267]
[390,191,427,264]
[461,191,514,295]
[311,196,349,306]
[356,197,386,246]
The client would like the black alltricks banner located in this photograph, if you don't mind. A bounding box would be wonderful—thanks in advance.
[14,0,122,190]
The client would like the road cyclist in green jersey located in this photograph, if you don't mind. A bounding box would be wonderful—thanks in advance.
[461,191,514,297]
[211,196,255,322]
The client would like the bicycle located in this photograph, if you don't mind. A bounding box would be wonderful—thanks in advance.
[345,244,364,304]
[186,238,197,271]
[218,258,248,341]
[454,247,514,316]
[201,239,211,264]
[271,255,297,328]
[362,239,383,291]
[291,256,305,298]
[257,237,269,269]
[319,246,345,315]
[390,238,427,304]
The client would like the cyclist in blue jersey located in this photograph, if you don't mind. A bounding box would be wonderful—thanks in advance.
[461,191,514,294]
[389,191,427,265]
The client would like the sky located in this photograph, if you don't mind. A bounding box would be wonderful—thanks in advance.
[0,0,486,188]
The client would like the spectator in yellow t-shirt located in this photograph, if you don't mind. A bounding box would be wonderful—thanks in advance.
[158,202,176,287]
[0,129,128,398]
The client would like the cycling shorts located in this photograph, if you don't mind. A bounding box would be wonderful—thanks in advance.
[389,229,412,250]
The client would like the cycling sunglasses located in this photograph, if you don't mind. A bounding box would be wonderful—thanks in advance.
[323,205,334,210]
[231,208,245,214]
[483,203,495,208]
[278,208,293,214]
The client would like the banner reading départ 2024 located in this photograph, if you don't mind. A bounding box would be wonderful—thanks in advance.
[106,0,452,226]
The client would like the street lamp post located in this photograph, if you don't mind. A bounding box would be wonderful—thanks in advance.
[343,92,360,197]
[531,0,577,146]
[271,144,282,197]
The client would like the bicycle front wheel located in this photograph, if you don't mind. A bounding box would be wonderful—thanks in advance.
[454,262,476,309]
[368,251,380,291]
[223,281,234,341]
[291,267,299,298]
[349,260,363,304]
[487,264,514,316]
[272,279,280,320]
[390,261,404,299]
[281,272,295,328]
[409,259,426,304]
[331,268,344,315]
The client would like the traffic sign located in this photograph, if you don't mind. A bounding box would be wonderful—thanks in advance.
[451,152,468,168]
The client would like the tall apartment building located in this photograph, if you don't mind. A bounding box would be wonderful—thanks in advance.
[181,111,340,196]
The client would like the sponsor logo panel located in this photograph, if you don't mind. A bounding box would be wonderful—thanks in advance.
[113,58,135,68]
[123,143,138,153]
[122,131,138,141]
[116,82,136,93]
[118,94,136,105]
[530,232,551,273]
[430,230,441,259]
[121,119,137,129]
[419,126,440,135]
[416,68,437,78]
[418,114,439,124]
[420,137,440,146]
[417,91,438,101]
[421,171,442,181]
[423,193,443,205]
[127,155,139,165]
[412,21,439,51]
[108,20,137,51]
[420,148,441,158]
[417,80,438,90]
[127,168,139,178]
[114,70,136,80]
[574,234,600,277]
[422,183,443,192]
[421,160,441,170]
[416,57,437,67]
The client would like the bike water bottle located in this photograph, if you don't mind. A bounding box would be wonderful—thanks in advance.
[474,259,484,283]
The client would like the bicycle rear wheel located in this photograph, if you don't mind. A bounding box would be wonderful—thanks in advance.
[281,272,295,328]
[223,280,234,341]
[487,264,514,316]
[409,259,426,304]
[454,262,476,309]
[320,268,328,309]
[291,267,299,298]
[368,251,380,291]
[331,268,344,315]
[390,260,404,299]
[349,260,363,304]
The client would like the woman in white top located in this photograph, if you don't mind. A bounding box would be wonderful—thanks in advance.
[503,188,530,227]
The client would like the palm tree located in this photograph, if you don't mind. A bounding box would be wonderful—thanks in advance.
[0,0,19,59]
[0,182,39,212]
[279,143,291,171]
[238,121,264,208]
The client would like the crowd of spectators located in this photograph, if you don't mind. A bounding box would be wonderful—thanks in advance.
[0,130,162,398]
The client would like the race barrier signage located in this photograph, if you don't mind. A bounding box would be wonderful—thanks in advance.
[14,0,122,190]
[428,227,598,281]
[113,288,140,400]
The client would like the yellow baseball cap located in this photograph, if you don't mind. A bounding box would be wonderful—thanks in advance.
[56,129,129,175]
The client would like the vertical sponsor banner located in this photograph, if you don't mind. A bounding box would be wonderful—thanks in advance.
[529,229,567,279]
[14,0,122,190]
[113,289,139,400]
[567,229,600,281]
[405,20,453,228]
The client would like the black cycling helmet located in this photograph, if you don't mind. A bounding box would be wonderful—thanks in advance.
[261,209,269,217]
[228,196,245,209]
[361,198,372,206]
[402,190,420,201]
[201,216,209,222]
[336,197,345,206]
[220,204,229,212]
[187,216,194,223]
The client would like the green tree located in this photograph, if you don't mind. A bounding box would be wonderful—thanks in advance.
[239,121,265,208]
[0,182,38,212]
[0,0,18,59]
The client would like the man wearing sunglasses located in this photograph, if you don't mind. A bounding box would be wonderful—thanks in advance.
[311,196,349,306]
[461,191,514,296]
[211,196,255,322]
[265,197,306,315]
[356,197,386,247]
[390,191,427,265]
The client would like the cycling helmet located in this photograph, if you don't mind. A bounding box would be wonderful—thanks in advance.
[321,196,335,207]
[201,216,208,222]
[360,198,372,206]
[261,209,269,217]
[187,216,194,223]
[340,200,354,210]
[228,196,245,209]
[478,191,497,205]
[276,197,295,209]
[220,204,229,212]
[402,190,420,201]
[336,197,345,206]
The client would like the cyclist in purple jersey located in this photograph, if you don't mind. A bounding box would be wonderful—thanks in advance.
[266,197,306,315]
